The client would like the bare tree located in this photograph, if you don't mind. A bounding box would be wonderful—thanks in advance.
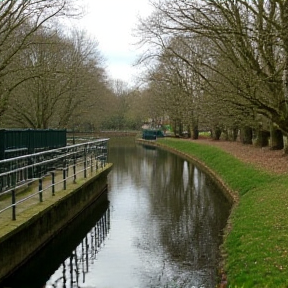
[136,0,288,141]
[4,28,107,129]
[0,0,82,118]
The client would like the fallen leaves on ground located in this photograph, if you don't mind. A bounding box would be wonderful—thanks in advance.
[191,138,288,175]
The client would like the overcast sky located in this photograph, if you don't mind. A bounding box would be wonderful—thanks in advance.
[77,0,153,85]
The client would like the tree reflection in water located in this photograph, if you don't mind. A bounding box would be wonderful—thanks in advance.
[46,208,110,287]
[0,192,110,288]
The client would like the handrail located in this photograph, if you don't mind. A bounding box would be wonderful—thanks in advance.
[0,138,109,164]
[0,139,109,220]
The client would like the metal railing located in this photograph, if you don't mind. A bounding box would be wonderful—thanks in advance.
[0,139,109,221]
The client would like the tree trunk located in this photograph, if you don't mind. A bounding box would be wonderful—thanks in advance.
[173,120,177,137]
[254,130,270,147]
[270,125,284,150]
[187,124,191,138]
[192,126,199,139]
[213,126,222,140]
[232,127,238,141]
[179,121,183,136]
[192,121,199,139]
[223,128,229,140]
[241,126,253,144]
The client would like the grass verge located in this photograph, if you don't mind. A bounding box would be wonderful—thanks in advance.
[156,138,288,288]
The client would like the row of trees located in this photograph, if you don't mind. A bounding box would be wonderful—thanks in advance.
[6,0,286,142]
[0,0,145,132]
[135,0,288,148]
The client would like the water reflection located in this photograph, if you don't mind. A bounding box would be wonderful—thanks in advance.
[1,138,231,288]
[1,193,110,288]
[46,209,110,287]
[104,141,231,288]
[128,146,230,287]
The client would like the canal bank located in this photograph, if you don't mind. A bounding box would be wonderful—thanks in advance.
[0,163,113,281]
[137,138,288,287]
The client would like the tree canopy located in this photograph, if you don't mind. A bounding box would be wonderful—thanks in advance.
[135,0,288,144]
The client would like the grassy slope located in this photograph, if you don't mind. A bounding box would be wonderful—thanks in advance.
[157,138,288,288]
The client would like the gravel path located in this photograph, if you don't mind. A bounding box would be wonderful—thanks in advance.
[190,138,288,175]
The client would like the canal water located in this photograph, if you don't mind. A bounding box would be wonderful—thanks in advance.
[2,138,231,288]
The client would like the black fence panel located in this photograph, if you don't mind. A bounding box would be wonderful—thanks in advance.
[0,129,67,160]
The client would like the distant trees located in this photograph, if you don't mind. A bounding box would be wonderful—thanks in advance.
[135,0,288,145]
[100,79,144,131]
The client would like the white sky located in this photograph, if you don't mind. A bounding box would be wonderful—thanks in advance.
[77,0,153,85]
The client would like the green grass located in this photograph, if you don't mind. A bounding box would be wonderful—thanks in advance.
[156,138,288,288]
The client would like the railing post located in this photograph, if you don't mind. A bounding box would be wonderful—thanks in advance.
[7,173,10,189]
[12,189,16,220]
[39,178,43,202]
[63,168,66,190]
[91,154,93,173]
[24,165,28,182]
[51,172,55,196]
[63,157,67,190]
[84,146,87,178]
[73,156,76,184]
[12,170,16,188]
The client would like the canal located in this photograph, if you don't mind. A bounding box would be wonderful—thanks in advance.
[1,138,231,288]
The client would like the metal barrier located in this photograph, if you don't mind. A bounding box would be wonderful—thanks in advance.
[0,139,109,220]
